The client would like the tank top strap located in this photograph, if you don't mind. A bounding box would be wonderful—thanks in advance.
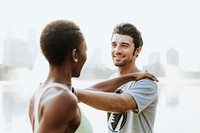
[46,82,69,90]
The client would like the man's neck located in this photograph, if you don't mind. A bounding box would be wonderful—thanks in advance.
[118,65,140,76]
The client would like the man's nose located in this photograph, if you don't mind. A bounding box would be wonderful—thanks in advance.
[114,45,122,54]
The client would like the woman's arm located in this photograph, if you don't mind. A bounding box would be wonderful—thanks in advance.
[75,77,158,113]
[76,90,137,113]
[84,72,158,92]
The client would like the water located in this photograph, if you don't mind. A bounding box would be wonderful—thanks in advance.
[0,78,200,133]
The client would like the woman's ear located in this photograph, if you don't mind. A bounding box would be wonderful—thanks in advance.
[72,49,78,62]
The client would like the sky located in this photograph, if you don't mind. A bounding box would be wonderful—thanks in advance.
[0,0,200,71]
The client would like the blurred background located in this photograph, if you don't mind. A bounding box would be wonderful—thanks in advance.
[0,0,200,132]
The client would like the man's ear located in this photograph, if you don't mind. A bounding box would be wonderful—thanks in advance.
[135,47,142,57]
[72,49,78,62]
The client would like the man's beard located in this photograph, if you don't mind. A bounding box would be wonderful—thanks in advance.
[113,57,134,67]
[113,60,127,67]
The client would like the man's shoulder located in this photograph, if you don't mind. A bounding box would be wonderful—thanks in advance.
[135,78,158,88]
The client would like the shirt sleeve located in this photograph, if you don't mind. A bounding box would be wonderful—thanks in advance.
[125,78,158,114]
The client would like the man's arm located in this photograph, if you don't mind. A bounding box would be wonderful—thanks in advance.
[85,72,158,92]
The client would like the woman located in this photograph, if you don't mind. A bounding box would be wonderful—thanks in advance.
[29,19,157,133]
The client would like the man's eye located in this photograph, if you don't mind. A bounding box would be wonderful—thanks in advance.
[112,44,116,47]
[122,44,128,48]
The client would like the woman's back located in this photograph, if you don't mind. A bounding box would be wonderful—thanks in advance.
[29,83,92,133]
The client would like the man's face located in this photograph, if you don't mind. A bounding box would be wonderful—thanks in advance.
[111,34,136,67]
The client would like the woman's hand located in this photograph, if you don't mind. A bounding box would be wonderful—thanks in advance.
[133,71,159,82]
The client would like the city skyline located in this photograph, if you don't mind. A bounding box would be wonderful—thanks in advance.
[0,29,199,72]
[0,31,196,73]
[0,0,200,71]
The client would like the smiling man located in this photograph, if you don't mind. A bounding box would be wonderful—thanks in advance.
[75,22,159,133]
[107,22,159,133]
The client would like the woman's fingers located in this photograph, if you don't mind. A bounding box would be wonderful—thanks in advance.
[146,72,159,82]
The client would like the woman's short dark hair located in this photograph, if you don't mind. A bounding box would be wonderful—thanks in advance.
[40,19,84,66]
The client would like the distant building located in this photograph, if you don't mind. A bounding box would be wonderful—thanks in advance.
[165,48,184,78]
[80,47,114,79]
[167,48,179,66]
[3,38,33,68]
[149,52,160,65]
[143,52,165,77]
[2,29,37,69]
[27,29,38,64]
[86,47,105,69]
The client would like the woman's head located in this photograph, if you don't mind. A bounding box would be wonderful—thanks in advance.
[40,19,87,77]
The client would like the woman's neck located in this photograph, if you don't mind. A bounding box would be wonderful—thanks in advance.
[44,66,72,89]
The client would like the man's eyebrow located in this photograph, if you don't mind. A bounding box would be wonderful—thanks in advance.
[121,42,130,45]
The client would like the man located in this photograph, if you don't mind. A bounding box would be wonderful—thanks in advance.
[74,22,159,133]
